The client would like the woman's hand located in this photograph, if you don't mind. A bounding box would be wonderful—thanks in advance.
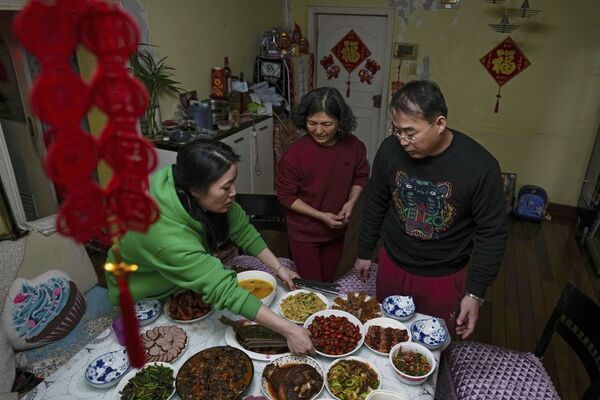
[283,322,315,355]
[319,212,345,229]
[276,266,300,290]
[337,200,355,224]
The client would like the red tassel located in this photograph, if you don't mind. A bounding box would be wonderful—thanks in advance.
[118,276,146,368]
[346,80,350,97]
[494,94,501,113]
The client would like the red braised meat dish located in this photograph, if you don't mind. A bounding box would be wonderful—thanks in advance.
[332,292,381,324]
[307,315,361,355]
[167,290,212,320]
[365,325,409,353]
[176,346,253,400]
[263,363,323,400]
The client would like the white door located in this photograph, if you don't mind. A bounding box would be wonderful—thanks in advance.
[309,7,394,165]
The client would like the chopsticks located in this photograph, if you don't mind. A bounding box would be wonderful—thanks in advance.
[293,278,341,295]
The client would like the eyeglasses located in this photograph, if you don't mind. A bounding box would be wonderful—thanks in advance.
[389,119,437,143]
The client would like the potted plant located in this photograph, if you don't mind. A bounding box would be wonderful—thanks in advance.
[129,47,182,139]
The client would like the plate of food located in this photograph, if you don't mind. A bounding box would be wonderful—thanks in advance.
[140,325,188,363]
[325,356,381,400]
[261,354,325,400]
[278,289,328,324]
[135,299,162,325]
[237,270,278,307]
[363,317,411,355]
[304,310,364,358]
[84,347,130,388]
[221,316,290,361]
[164,290,213,323]
[331,292,381,324]
[115,361,175,400]
[176,346,254,400]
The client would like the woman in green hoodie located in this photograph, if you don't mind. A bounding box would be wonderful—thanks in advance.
[106,137,314,354]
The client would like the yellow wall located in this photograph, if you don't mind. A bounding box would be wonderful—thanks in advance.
[293,1,600,206]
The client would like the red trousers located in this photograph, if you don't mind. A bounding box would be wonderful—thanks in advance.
[376,247,468,333]
[289,236,344,283]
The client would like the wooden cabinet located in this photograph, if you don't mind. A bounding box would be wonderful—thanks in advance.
[153,117,274,195]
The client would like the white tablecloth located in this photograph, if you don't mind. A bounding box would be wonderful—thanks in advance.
[25,285,444,400]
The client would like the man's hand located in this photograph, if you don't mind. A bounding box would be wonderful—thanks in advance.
[455,295,480,339]
[354,258,372,282]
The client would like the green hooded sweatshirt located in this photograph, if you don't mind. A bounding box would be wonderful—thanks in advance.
[105,166,266,320]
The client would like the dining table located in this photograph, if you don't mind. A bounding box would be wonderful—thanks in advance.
[24,280,448,400]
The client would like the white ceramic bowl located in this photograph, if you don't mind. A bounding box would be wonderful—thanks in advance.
[237,270,277,307]
[278,289,329,324]
[363,317,412,355]
[114,361,176,400]
[388,342,436,386]
[325,356,382,400]
[84,347,129,388]
[410,317,448,349]
[365,389,409,400]
[303,309,364,358]
[261,354,324,400]
[382,295,415,321]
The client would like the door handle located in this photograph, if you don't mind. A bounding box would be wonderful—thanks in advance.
[234,137,245,143]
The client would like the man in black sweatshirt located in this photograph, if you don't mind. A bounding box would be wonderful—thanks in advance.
[355,80,507,338]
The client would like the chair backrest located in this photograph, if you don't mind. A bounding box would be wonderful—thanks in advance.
[534,282,600,400]
[235,194,286,231]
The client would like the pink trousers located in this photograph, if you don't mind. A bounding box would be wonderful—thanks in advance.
[376,247,468,333]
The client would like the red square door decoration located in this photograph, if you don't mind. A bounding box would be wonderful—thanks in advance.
[480,36,531,113]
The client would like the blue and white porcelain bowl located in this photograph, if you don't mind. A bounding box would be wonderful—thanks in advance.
[84,348,130,388]
[410,317,448,349]
[382,295,416,321]
[135,299,162,325]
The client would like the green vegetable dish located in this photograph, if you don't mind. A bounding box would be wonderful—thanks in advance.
[326,359,379,400]
[280,292,327,322]
[393,351,432,376]
[120,364,175,400]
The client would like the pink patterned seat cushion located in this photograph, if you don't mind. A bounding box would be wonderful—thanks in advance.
[227,255,377,296]
[440,341,560,400]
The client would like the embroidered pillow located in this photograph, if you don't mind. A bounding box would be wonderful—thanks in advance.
[2,270,86,350]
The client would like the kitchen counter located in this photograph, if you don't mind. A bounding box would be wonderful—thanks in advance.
[153,115,272,152]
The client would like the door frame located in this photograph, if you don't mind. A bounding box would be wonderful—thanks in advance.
[308,6,395,148]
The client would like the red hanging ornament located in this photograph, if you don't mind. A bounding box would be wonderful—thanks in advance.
[480,36,531,113]
[330,29,371,97]
[13,0,158,369]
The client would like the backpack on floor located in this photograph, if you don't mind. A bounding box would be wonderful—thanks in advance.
[514,185,547,221]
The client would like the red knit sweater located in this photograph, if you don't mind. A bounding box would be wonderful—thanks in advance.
[276,134,369,242]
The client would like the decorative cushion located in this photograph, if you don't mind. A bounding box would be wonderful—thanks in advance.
[0,327,16,393]
[227,255,296,275]
[336,264,378,297]
[2,270,86,350]
[443,341,560,400]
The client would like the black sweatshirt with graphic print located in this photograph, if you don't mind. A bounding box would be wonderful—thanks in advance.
[357,130,508,298]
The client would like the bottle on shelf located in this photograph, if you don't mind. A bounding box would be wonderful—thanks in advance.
[223,56,231,98]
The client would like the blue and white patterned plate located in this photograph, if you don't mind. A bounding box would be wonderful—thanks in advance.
[84,348,130,388]
[135,299,162,325]
[410,317,448,349]
[382,295,416,321]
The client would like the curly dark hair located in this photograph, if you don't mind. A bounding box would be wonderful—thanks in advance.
[292,87,356,139]
[390,80,448,123]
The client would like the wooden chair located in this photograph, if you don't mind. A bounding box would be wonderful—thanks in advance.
[437,283,600,400]
[235,194,286,231]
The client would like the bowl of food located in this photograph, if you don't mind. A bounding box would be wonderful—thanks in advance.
[176,346,253,400]
[389,342,436,386]
[303,310,364,358]
[135,299,162,325]
[261,354,324,400]
[278,289,328,324]
[382,295,415,321]
[85,347,130,388]
[365,390,409,400]
[325,356,381,400]
[237,270,277,307]
[363,317,411,355]
[410,317,448,350]
[115,361,175,400]
[164,290,213,323]
[332,292,381,324]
